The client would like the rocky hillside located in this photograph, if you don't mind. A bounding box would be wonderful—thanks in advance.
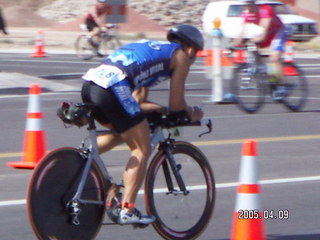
[36,0,211,28]
[129,0,211,28]
[1,0,211,29]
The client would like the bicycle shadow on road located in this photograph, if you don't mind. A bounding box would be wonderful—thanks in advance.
[217,233,320,240]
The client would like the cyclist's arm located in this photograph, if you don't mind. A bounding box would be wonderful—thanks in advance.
[233,24,245,46]
[169,49,203,121]
[253,18,270,42]
[232,11,248,46]
[132,87,167,114]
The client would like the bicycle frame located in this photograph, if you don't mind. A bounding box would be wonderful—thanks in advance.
[67,117,212,225]
[28,100,216,240]
[231,42,308,113]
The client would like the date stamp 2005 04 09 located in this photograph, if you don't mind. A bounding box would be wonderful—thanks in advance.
[238,209,289,220]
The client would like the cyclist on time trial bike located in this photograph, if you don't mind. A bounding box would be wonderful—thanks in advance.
[234,0,287,84]
[81,24,204,225]
[84,0,109,47]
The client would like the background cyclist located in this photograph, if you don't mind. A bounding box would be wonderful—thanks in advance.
[234,0,287,85]
[81,24,204,225]
[84,0,109,47]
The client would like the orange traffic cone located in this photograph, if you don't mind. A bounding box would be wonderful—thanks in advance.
[284,40,294,63]
[234,49,246,64]
[7,84,46,169]
[283,64,299,76]
[32,30,47,58]
[230,139,265,240]
[283,40,298,76]
[196,50,208,57]
[205,49,213,66]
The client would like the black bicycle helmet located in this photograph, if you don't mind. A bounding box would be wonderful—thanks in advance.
[167,24,204,51]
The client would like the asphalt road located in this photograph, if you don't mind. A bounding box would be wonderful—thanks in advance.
[0,53,320,240]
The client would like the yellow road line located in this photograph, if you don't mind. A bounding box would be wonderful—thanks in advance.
[2,134,320,159]
[194,135,320,146]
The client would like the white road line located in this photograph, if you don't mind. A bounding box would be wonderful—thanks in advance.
[1,175,319,207]
[0,91,80,99]
[0,199,26,207]
[0,59,99,65]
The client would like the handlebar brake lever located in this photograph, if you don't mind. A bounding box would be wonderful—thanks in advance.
[198,119,212,138]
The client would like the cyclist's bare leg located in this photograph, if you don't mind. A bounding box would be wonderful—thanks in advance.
[269,50,283,83]
[97,125,123,153]
[120,119,151,208]
[89,27,101,45]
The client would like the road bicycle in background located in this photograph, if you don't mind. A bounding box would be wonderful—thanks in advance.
[75,24,122,60]
[229,42,308,114]
[27,102,215,240]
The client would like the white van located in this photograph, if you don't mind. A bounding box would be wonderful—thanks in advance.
[202,0,318,42]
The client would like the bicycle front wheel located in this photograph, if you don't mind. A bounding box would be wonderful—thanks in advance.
[231,64,267,113]
[98,35,122,56]
[27,147,106,240]
[75,35,96,60]
[145,141,216,240]
[281,62,308,112]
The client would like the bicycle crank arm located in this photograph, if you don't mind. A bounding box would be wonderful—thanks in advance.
[66,200,82,225]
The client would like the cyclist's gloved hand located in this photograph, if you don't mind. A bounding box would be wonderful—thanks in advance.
[166,110,191,126]
[145,111,164,127]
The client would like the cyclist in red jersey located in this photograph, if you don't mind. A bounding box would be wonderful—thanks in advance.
[235,0,287,82]
[84,0,109,46]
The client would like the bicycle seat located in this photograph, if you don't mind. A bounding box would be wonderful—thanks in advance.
[57,102,94,127]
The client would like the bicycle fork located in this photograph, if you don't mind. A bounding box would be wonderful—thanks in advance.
[160,139,189,196]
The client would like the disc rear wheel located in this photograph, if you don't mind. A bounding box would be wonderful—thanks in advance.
[27,148,106,240]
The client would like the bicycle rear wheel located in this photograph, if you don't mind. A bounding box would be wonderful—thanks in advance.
[231,64,267,113]
[75,35,96,60]
[145,141,215,240]
[280,62,308,112]
[27,147,106,240]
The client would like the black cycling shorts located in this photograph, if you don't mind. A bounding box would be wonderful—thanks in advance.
[85,18,99,32]
[81,80,145,134]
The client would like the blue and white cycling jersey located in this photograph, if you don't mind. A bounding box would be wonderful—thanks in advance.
[83,40,181,90]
